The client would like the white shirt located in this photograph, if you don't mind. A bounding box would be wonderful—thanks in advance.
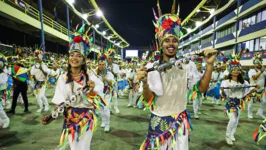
[223,70,229,78]
[0,72,8,91]
[3,67,10,75]
[105,72,115,86]
[146,61,199,117]
[221,80,252,99]
[126,69,136,80]
[31,64,50,81]
[52,73,104,108]
[212,71,223,82]
[249,69,265,91]
[88,70,104,98]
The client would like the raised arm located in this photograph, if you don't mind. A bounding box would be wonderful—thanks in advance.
[198,49,217,93]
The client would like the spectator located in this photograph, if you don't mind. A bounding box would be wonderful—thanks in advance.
[260,46,264,51]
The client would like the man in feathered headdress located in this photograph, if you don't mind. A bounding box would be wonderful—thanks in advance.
[96,53,115,132]
[137,0,217,149]
[248,53,265,119]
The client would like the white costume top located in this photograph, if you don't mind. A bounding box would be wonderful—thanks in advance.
[3,67,10,75]
[126,69,136,80]
[52,72,104,108]
[31,64,50,81]
[146,61,199,117]
[0,72,8,91]
[212,71,224,82]
[221,80,253,99]
[108,63,119,78]
[248,69,265,91]
[223,70,229,78]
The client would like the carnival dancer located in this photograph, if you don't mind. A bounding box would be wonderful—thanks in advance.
[31,48,51,113]
[247,53,265,119]
[0,54,9,128]
[206,62,223,104]
[137,1,217,149]
[253,91,266,144]
[188,57,204,119]
[107,48,120,114]
[96,53,115,132]
[118,62,127,96]
[42,24,106,150]
[127,59,137,107]
[220,55,259,145]
[4,62,12,109]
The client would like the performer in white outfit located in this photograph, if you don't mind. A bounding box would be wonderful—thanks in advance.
[220,55,259,145]
[127,62,137,107]
[31,49,51,113]
[137,2,217,149]
[246,53,265,119]
[42,24,106,150]
[97,54,115,132]
[189,57,204,119]
[107,49,120,114]
[0,54,9,128]
[209,63,223,104]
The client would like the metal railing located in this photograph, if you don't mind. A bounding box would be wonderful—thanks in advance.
[3,0,72,36]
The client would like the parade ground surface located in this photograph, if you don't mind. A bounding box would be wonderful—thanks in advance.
[0,87,265,150]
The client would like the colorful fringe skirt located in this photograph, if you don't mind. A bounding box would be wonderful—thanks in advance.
[140,111,192,150]
[224,98,243,118]
[60,107,97,146]
[246,90,263,103]
[253,118,266,144]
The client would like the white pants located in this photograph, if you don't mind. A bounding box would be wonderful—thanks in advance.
[193,97,202,115]
[36,85,49,109]
[0,103,9,127]
[159,129,189,150]
[68,130,93,150]
[18,93,24,104]
[128,90,139,105]
[257,101,266,116]
[29,81,35,94]
[257,94,266,117]
[247,99,255,117]
[226,112,240,137]
[128,90,133,105]
[212,97,219,104]
[100,94,111,126]
[111,91,118,110]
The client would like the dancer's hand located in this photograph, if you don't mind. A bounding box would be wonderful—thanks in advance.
[87,80,95,95]
[137,67,148,83]
[255,84,261,91]
[261,66,265,72]
[204,49,218,65]
[41,115,53,125]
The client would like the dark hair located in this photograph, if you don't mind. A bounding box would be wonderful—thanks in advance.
[228,71,244,84]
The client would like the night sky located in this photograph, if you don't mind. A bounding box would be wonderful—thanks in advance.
[96,0,200,48]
